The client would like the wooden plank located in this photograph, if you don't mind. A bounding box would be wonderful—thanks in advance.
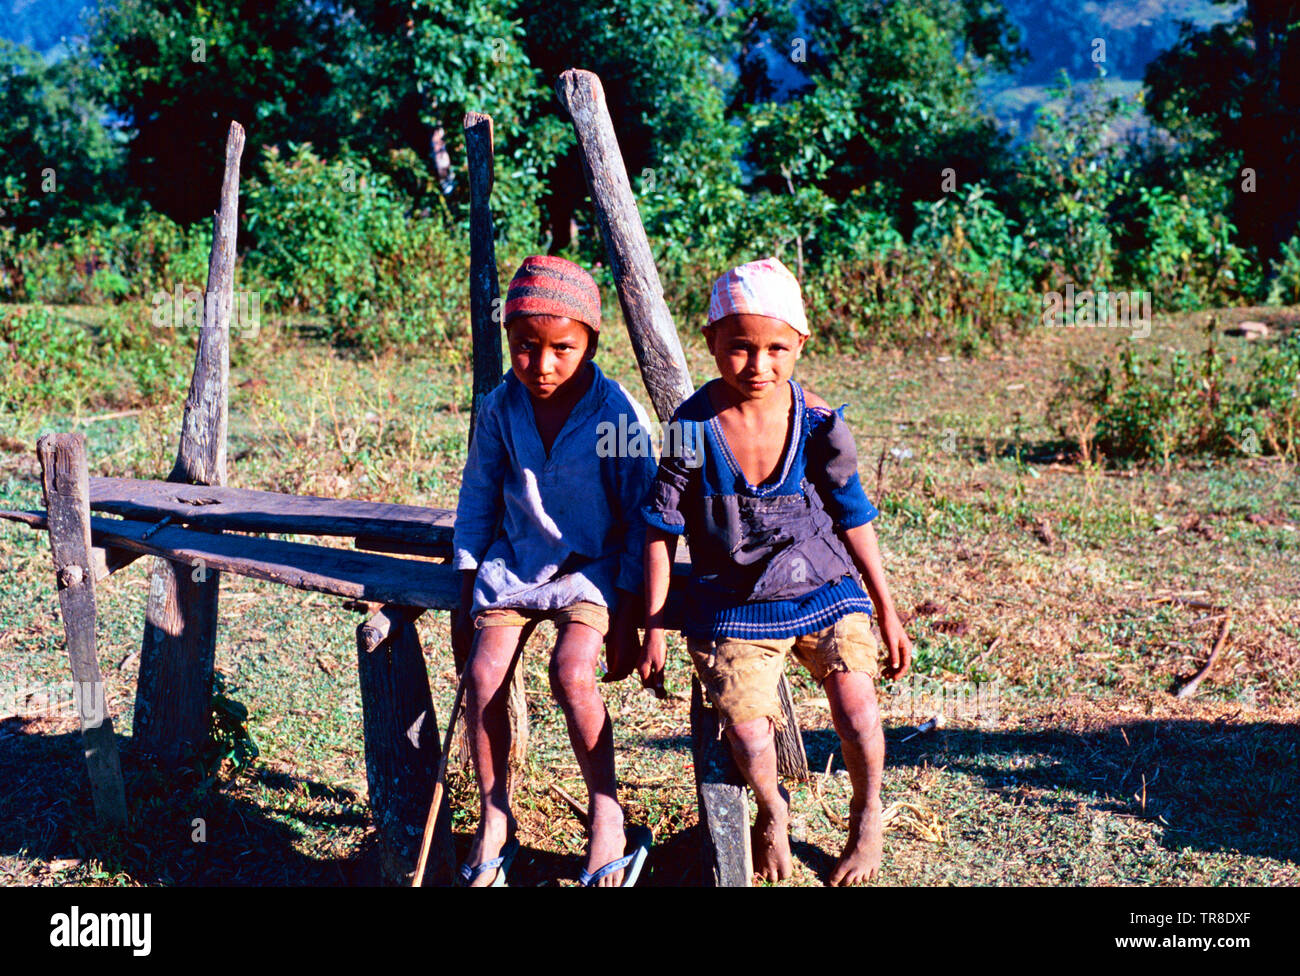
[87,516,461,610]
[356,612,454,884]
[137,120,245,766]
[37,434,128,829]
[690,677,752,887]
[90,477,455,548]
[555,69,695,423]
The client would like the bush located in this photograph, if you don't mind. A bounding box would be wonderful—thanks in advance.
[1050,321,1300,465]
[243,144,470,349]
[1127,186,1259,310]
[1267,235,1300,306]
[0,210,212,304]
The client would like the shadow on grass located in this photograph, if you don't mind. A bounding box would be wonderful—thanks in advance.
[0,716,384,886]
[807,716,1299,864]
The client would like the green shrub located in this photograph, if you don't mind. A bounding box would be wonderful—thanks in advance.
[1050,322,1300,465]
[1128,186,1259,310]
[243,144,469,349]
[1267,235,1300,306]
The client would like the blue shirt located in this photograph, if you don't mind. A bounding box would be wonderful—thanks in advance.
[642,379,879,639]
[453,361,658,614]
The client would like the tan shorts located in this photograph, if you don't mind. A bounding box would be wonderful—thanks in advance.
[687,613,880,730]
[474,600,610,637]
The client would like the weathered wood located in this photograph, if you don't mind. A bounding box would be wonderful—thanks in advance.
[464,111,504,439]
[78,515,462,609]
[463,109,528,776]
[37,434,127,828]
[775,674,810,781]
[136,120,245,766]
[90,544,141,582]
[555,69,694,422]
[360,605,426,654]
[356,612,453,884]
[90,477,455,550]
[690,677,751,887]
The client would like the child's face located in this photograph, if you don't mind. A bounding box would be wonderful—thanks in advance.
[704,313,807,401]
[506,315,595,400]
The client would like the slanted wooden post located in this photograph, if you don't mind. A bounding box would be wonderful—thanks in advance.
[464,110,529,785]
[558,69,812,885]
[356,605,454,884]
[554,69,693,422]
[38,433,128,828]
[134,120,245,765]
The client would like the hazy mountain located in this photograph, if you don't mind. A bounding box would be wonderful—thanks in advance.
[0,0,96,58]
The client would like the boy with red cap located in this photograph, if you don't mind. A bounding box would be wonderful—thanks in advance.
[453,255,655,886]
[639,256,913,886]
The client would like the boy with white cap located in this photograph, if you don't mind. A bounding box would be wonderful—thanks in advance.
[639,256,913,885]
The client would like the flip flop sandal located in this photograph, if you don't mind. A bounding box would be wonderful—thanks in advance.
[578,825,653,888]
[458,837,519,888]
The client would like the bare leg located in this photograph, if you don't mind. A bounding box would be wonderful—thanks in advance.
[725,716,793,882]
[463,623,524,885]
[824,670,885,886]
[549,621,627,885]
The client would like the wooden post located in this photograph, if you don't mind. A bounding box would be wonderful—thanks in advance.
[463,110,529,782]
[557,69,810,879]
[554,69,694,422]
[356,609,454,885]
[135,120,245,766]
[690,678,751,886]
[38,433,128,828]
[465,111,503,440]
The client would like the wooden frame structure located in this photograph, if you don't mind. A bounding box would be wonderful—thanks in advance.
[2,71,816,887]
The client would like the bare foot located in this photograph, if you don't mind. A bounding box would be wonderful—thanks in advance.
[584,811,627,887]
[752,787,793,883]
[465,812,516,887]
[829,800,882,886]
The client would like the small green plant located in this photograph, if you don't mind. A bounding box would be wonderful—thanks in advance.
[1051,319,1300,464]
[202,674,259,778]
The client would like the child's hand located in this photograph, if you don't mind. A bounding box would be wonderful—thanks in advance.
[602,590,642,683]
[638,628,668,699]
[878,610,913,680]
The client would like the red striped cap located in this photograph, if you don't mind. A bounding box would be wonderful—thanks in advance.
[504,255,602,332]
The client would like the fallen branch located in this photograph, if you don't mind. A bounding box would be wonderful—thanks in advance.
[550,782,589,827]
[1173,614,1233,699]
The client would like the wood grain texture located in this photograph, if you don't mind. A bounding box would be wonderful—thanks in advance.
[82,515,461,609]
[555,69,694,423]
[137,120,245,766]
[464,111,504,440]
[690,677,752,887]
[89,476,455,550]
[775,674,810,781]
[37,434,127,828]
[357,613,453,884]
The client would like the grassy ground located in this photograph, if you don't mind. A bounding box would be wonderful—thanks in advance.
[1,304,1297,886]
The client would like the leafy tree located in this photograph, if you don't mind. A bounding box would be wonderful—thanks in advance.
[0,39,125,232]
[87,0,341,224]
[1144,0,1300,264]
[737,0,1025,240]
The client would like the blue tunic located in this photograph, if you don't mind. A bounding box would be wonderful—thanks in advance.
[642,379,879,639]
[453,362,658,614]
